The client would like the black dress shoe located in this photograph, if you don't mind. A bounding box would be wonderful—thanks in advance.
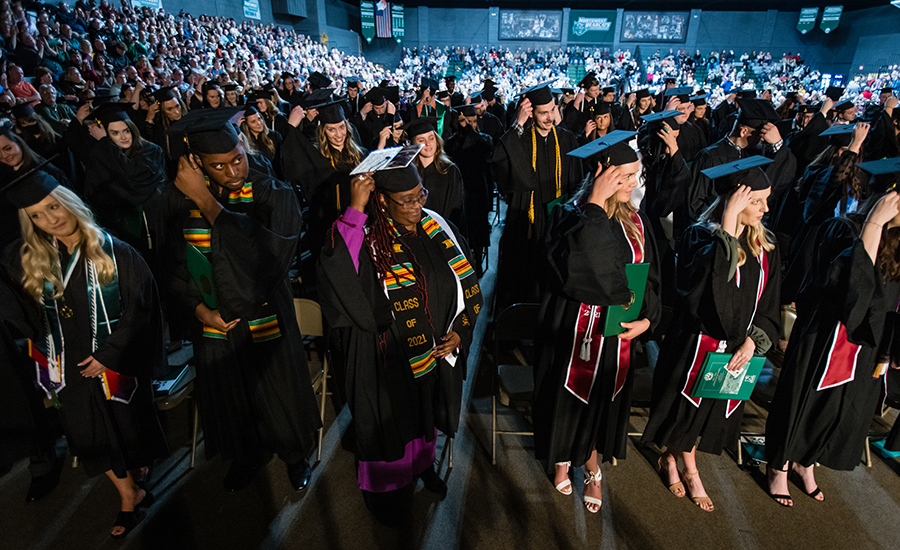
[26,461,63,502]
[419,466,447,497]
[223,457,267,492]
[286,458,312,491]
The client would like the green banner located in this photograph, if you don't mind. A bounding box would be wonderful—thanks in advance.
[821,5,842,34]
[797,7,818,35]
[392,4,404,44]
[360,1,375,44]
[567,10,617,43]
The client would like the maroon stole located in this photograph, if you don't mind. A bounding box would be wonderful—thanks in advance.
[680,245,769,418]
[816,324,863,390]
[564,212,644,404]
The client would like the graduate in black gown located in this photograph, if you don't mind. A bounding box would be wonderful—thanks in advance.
[406,117,467,233]
[532,134,661,513]
[765,187,900,507]
[71,104,167,260]
[643,158,781,512]
[139,86,187,168]
[863,90,898,162]
[238,105,284,178]
[5,172,167,537]
[577,102,614,146]
[158,109,321,493]
[689,95,712,146]
[785,99,833,180]
[493,83,582,307]
[444,106,495,274]
[317,165,482,527]
[353,88,402,151]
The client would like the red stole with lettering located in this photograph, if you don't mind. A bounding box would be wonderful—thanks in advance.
[564,212,644,404]
[680,246,769,418]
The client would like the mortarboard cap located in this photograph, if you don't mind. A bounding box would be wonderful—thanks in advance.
[308,71,332,89]
[737,89,758,99]
[2,165,61,210]
[588,102,610,116]
[701,156,773,196]
[346,76,360,88]
[166,107,243,159]
[366,87,386,106]
[201,81,220,94]
[858,157,900,176]
[421,78,438,91]
[151,86,178,103]
[641,109,683,130]
[384,86,401,104]
[635,88,651,99]
[664,87,692,102]
[300,88,333,108]
[444,75,457,82]
[90,103,132,126]
[482,88,496,102]
[664,76,677,83]
[819,123,856,147]
[825,86,844,102]
[435,90,450,100]
[798,103,819,114]
[280,71,295,80]
[834,100,855,112]
[601,85,615,95]
[520,82,554,106]
[562,88,575,95]
[310,99,348,124]
[736,99,780,129]
[456,103,478,117]
[881,87,894,96]
[404,117,437,139]
[89,93,117,107]
[567,130,638,166]
[578,72,599,88]
[690,94,707,106]
[246,91,274,104]
[221,83,240,92]
[242,104,260,118]
[551,88,564,96]
[374,164,421,194]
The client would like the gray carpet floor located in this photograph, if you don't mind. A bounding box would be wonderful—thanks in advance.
[3,213,900,550]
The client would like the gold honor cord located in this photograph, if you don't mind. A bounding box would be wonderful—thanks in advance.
[529,126,562,226]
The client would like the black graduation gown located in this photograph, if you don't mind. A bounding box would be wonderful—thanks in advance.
[353,111,399,151]
[687,138,796,227]
[676,120,708,163]
[82,137,166,257]
[642,225,781,454]
[316,216,476,462]
[493,125,582,306]
[611,103,636,132]
[766,217,900,470]
[15,238,168,478]
[477,112,504,142]
[533,205,661,469]
[487,102,507,129]
[863,107,898,162]
[419,161,466,235]
[250,130,283,178]
[445,126,494,250]
[711,100,738,141]
[157,173,321,462]
[786,112,831,179]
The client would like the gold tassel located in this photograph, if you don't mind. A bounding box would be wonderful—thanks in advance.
[528,191,535,224]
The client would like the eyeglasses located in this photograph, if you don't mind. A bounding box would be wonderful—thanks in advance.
[385,188,429,210]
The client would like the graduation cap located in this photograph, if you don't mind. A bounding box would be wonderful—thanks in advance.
[834,100,855,113]
[482,88,496,102]
[519,82,554,106]
[435,90,450,100]
[736,89,758,99]
[578,72,598,88]
[280,71,295,80]
[261,82,277,92]
[383,86,401,104]
[420,78,438,91]
[366,87,386,106]
[0,159,62,209]
[561,87,575,96]
[858,157,900,193]
[701,156,773,196]
[221,83,241,92]
[798,103,819,114]
[881,87,894,96]
[308,71,332,89]
[242,104,260,117]
[641,109,683,131]
[444,75,457,82]
[635,88,651,99]
[151,85,178,103]
[825,86,844,102]
[551,88,564,96]
[587,102,610,116]
[567,130,638,167]
[736,99,780,129]
[664,86,692,103]
[346,76,360,89]
[819,123,855,147]
[89,103,132,126]
[468,90,484,103]
[246,91,274,104]
[374,164,421,194]
[404,117,438,139]
[166,107,243,159]
[690,94,707,106]
[664,76,677,84]
[89,93,118,107]
[201,81,220,94]
[601,85,615,95]
[309,99,348,124]
[456,103,479,117]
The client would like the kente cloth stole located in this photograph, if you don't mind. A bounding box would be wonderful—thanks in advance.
[680,247,769,418]
[30,233,138,405]
[382,209,483,378]
[564,212,644,404]
[181,180,282,343]
[528,126,562,226]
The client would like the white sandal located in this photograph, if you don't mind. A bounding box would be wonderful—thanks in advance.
[583,467,602,513]
[554,462,572,495]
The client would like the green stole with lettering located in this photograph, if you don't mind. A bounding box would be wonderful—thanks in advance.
[382,209,483,378]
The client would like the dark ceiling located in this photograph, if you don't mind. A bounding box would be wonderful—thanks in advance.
[400,1,888,12]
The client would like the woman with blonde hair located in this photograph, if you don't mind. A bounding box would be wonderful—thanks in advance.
[533,135,661,513]
[643,157,781,512]
[4,170,167,538]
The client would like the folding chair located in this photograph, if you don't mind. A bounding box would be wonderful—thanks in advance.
[294,298,331,462]
[491,302,541,465]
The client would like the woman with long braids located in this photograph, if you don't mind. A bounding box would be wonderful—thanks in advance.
[765,187,900,507]
[317,164,482,528]
[532,134,661,513]
[4,170,167,538]
[642,157,781,512]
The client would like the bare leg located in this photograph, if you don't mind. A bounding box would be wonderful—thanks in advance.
[766,462,793,507]
[659,450,686,497]
[791,463,824,501]
[679,447,714,511]
[584,450,602,513]
[105,471,147,537]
